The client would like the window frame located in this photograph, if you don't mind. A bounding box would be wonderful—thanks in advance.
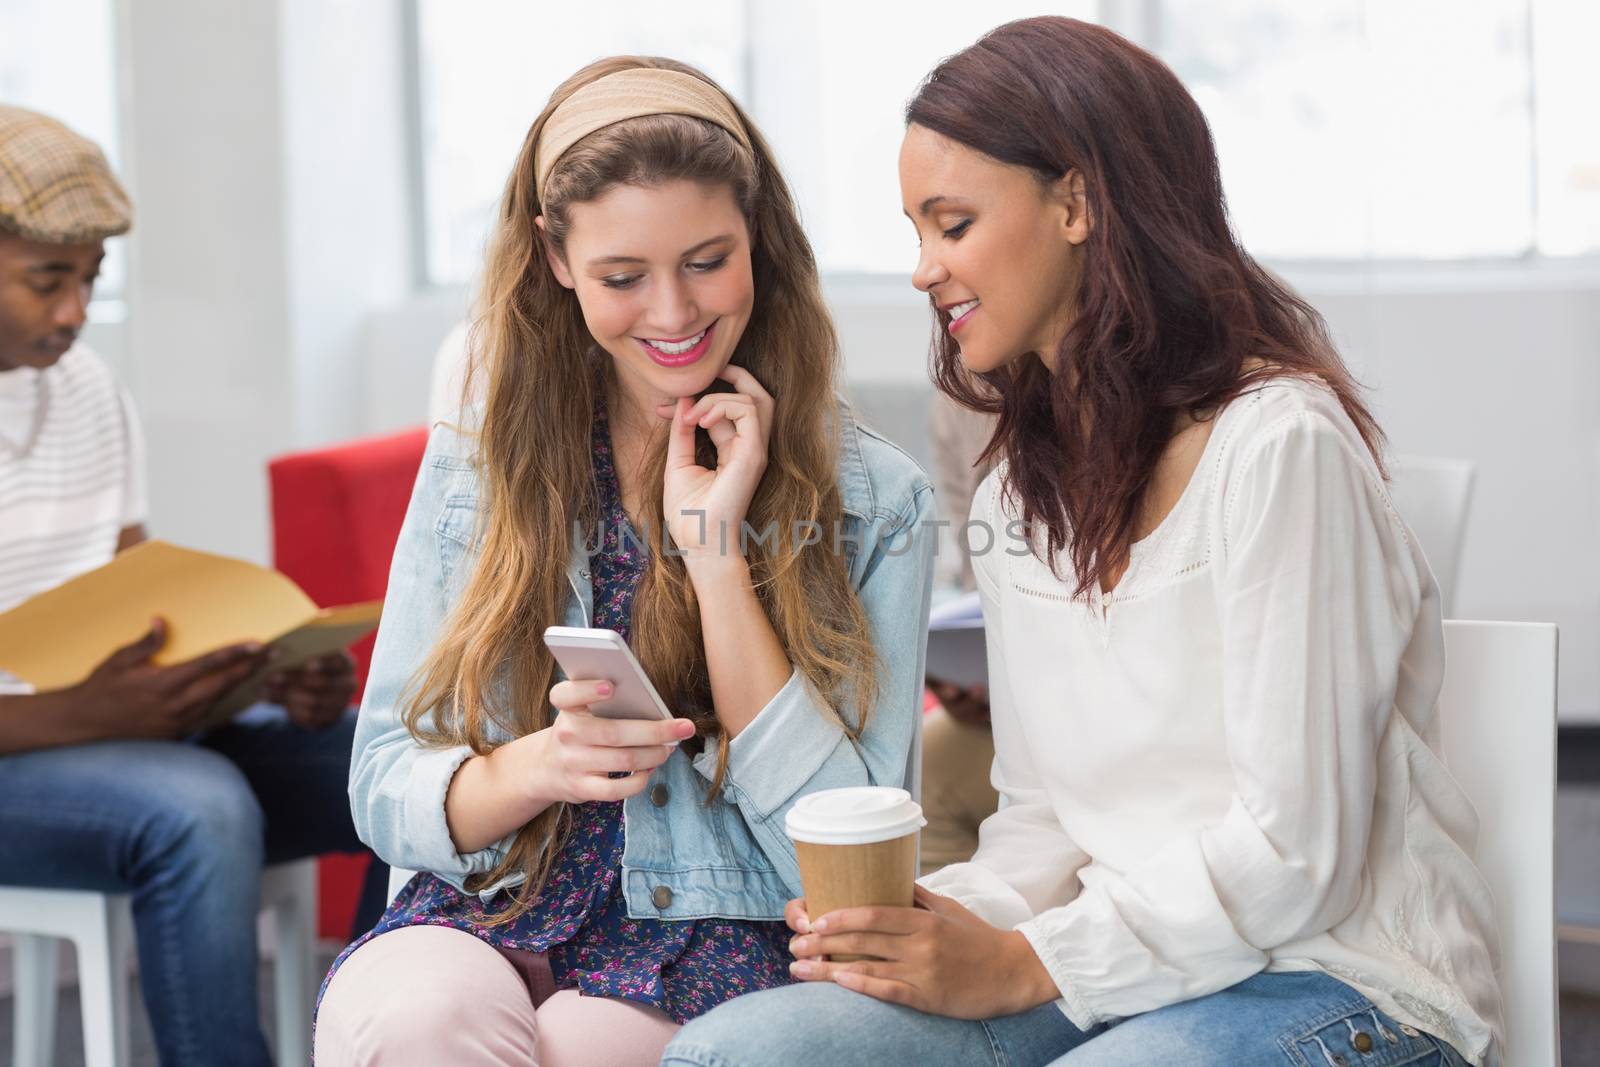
[400,0,1600,295]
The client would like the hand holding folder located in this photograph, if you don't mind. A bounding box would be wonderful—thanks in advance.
[0,541,382,729]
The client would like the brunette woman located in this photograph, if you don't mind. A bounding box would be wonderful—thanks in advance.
[665,18,1499,1067]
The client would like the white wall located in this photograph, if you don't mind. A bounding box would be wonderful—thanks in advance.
[110,0,410,565]
[100,2,1600,720]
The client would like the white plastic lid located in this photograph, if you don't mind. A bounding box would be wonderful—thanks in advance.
[785,787,926,846]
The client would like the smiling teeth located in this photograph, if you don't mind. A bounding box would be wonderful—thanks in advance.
[643,328,707,355]
[950,299,980,319]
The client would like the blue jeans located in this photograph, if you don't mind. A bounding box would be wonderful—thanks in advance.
[0,704,378,1067]
[662,970,1472,1067]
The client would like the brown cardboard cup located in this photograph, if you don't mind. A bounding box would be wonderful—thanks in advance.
[786,787,926,962]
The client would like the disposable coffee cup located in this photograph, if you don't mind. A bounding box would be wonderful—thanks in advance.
[785,786,926,961]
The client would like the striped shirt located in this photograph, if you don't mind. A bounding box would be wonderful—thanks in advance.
[0,345,145,670]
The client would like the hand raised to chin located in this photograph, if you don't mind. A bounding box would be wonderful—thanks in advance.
[658,364,775,564]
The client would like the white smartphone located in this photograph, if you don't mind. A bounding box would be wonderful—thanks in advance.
[542,626,672,721]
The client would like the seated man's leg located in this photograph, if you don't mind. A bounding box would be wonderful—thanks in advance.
[199,704,390,932]
[663,981,1092,1067]
[0,739,273,1067]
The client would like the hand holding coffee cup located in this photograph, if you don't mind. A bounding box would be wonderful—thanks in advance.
[785,786,926,962]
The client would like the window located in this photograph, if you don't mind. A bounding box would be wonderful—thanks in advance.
[414,0,747,287]
[0,0,126,297]
[412,1,1093,284]
[1531,0,1600,255]
[1154,0,1534,260]
[747,3,1096,275]
[412,1,1599,284]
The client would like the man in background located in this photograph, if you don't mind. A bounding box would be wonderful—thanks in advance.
[0,105,376,1066]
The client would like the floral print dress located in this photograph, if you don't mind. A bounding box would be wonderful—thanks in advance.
[317,407,795,1028]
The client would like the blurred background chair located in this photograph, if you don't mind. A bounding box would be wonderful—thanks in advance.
[1388,456,1476,617]
[1437,620,1562,1065]
[1,858,316,1067]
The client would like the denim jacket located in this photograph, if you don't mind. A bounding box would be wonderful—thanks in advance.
[348,402,935,922]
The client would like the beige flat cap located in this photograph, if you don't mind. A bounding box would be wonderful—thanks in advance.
[0,105,131,244]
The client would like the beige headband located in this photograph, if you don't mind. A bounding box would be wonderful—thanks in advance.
[534,68,753,198]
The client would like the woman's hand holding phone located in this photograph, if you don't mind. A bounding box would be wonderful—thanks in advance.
[531,678,697,804]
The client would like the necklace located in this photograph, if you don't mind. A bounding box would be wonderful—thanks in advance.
[0,369,50,461]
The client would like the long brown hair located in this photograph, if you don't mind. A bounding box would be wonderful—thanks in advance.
[908,17,1385,597]
[405,56,877,919]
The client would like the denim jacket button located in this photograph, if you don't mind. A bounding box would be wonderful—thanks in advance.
[651,885,673,909]
[1352,1032,1373,1053]
[650,784,670,807]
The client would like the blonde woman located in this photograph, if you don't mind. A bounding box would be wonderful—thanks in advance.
[314,57,934,1066]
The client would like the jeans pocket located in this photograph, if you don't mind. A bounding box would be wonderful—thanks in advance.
[1282,1003,1460,1067]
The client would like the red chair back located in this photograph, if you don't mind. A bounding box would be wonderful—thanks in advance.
[267,425,429,937]
[268,427,430,697]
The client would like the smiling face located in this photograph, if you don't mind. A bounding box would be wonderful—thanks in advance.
[542,179,755,418]
[898,124,1089,375]
[0,234,104,372]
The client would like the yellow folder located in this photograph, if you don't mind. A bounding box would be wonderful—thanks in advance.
[0,540,382,723]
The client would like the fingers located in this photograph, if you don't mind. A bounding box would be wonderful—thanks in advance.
[320,649,357,674]
[271,665,354,700]
[159,641,266,695]
[683,390,756,425]
[787,955,917,1008]
[790,929,911,962]
[784,897,812,934]
[551,704,695,749]
[283,693,348,732]
[912,884,964,915]
[683,393,757,434]
[169,654,263,730]
[715,363,775,416]
[579,769,656,802]
[269,650,354,683]
[690,398,757,454]
[810,904,926,936]
[565,739,678,777]
[827,967,920,1007]
[549,678,614,712]
[107,617,167,669]
[664,395,698,471]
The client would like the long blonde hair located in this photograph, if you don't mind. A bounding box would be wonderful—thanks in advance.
[403,56,878,920]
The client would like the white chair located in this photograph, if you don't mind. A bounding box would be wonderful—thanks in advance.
[1388,456,1476,616]
[2,857,318,1067]
[1437,620,1561,1066]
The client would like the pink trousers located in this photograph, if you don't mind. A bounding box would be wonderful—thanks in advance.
[315,925,680,1066]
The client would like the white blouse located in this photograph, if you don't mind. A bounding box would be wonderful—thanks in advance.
[919,377,1503,1065]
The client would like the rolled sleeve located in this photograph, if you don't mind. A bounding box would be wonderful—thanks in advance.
[690,668,851,819]
[691,480,937,892]
[400,745,522,895]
